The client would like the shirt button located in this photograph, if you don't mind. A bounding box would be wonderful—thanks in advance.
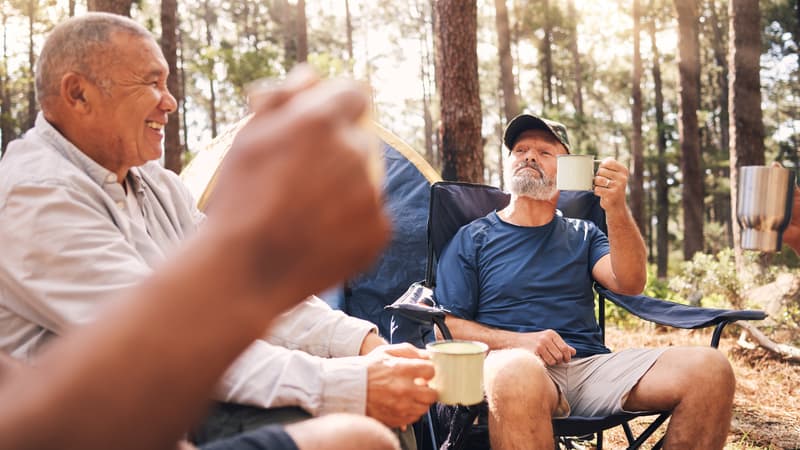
[106,174,117,183]
[116,202,125,209]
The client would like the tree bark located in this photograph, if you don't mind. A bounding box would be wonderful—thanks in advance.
[68,0,76,17]
[204,1,218,138]
[1,11,12,155]
[26,0,36,131]
[709,0,732,246]
[419,0,435,163]
[87,0,133,16]
[630,0,646,236]
[296,0,308,63]
[675,0,704,261]
[650,11,669,278]
[160,0,182,174]
[729,0,765,260]
[541,0,554,109]
[494,0,520,123]
[567,0,584,118]
[436,0,483,183]
[345,0,354,65]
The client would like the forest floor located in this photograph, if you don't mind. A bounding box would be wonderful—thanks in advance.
[596,325,800,450]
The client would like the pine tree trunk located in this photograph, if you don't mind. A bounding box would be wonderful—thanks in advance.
[650,15,669,278]
[567,0,584,118]
[345,0,354,65]
[675,0,704,260]
[296,0,308,63]
[204,2,218,138]
[26,0,36,131]
[436,0,483,183]
[494,0,519,123]
[1,12,12,154]
[630,0,646,236]
[729,0,765,259]
[87,0,133,16]
[68,0,75,16]
[541,0,553,109]
[161,0,182,174]
[710,0,732,246]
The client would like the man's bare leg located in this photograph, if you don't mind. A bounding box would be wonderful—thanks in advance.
[286,414,400,450]
[623,347,735,450]
[484,349,559,450]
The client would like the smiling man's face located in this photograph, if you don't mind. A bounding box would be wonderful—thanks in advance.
[84,31,177,179]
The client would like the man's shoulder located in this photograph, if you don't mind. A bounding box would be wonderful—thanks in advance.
[0,134,85,190]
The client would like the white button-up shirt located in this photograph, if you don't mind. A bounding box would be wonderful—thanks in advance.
[0,113,376,416]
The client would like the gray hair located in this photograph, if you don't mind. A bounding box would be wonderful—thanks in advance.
[35,12,152,110]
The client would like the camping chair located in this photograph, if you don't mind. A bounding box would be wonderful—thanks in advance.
[387,181,767,450]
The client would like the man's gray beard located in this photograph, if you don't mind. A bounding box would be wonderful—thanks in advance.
[508,170,557,200]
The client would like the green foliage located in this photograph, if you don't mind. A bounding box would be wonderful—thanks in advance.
[221,44,283,96]
[667,248,781,309]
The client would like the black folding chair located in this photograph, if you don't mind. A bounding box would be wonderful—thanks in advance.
[387,181,767,450]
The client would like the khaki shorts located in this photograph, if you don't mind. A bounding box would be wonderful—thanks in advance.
[547,348,667,418]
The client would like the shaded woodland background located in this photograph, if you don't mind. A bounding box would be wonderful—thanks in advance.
[1,0,800,354]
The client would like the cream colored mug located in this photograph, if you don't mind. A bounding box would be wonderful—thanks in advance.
[557,154,598,191]
[426,340,489,406]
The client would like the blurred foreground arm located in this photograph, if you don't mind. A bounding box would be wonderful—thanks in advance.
[0,68,390,450]
[782,185,800,254]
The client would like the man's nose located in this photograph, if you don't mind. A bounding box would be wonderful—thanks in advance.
[160,89,178,114]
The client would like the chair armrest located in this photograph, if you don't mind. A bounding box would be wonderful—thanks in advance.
[596,285,767,329]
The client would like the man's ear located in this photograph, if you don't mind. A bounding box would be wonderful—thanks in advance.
[60,72,90,112]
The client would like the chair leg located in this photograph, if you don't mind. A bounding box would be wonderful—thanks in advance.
[596,430,603,450]
[626,413,670,450]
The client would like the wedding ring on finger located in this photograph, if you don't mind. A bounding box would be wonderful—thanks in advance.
[604,178,611,188]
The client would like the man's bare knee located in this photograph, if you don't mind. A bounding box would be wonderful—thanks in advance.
[485,349,555,409]
[286,414,399,450]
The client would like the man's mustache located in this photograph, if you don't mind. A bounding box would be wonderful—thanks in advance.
[514,161,544,177]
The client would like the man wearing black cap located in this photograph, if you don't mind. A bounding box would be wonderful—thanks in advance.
[433,114,736,450]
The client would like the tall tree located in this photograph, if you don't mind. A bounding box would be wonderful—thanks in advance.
[1,8,12,154]
[729,0,765,255]
[675,0,704,260]
[87,0,133,16]
[202,0,218,138]
[494,0,520,123]
[345,0,354,67]
[630,0,646,235]
[567,0,584,118]
[160,0,182,174]
[296,0,307,63]
[436,0,483,182]
[540,0,554,109]
[25,0,35,130]
[650,7,670,278]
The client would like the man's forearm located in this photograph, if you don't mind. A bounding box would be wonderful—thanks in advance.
[0,226,300,450]
[604,207,648,294]
[443,315,522,350]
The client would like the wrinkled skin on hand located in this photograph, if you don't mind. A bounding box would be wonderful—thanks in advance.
[364,343,438,428]
[593,157,629,213]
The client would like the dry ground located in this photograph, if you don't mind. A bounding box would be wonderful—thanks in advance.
[595,325,800,450]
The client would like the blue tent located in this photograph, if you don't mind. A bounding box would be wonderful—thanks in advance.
[336,125,441,338]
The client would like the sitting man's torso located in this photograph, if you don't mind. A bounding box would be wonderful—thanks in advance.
[435,211,610,357]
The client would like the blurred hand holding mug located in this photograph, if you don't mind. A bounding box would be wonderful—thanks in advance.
[737,165,795,252]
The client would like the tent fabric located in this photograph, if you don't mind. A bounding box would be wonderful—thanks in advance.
[342,125,441,338]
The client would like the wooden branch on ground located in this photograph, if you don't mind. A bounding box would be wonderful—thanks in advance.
[737,321,800,363]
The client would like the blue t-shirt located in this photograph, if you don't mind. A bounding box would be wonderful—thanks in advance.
[434,211,611,357]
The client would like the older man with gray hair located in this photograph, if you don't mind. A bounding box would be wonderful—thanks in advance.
[0,12,435,449]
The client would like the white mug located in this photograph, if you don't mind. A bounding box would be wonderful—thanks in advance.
[557,154,598,191]
[426,340,489,406]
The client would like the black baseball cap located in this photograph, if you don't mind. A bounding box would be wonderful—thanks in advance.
[503,114,571,153]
